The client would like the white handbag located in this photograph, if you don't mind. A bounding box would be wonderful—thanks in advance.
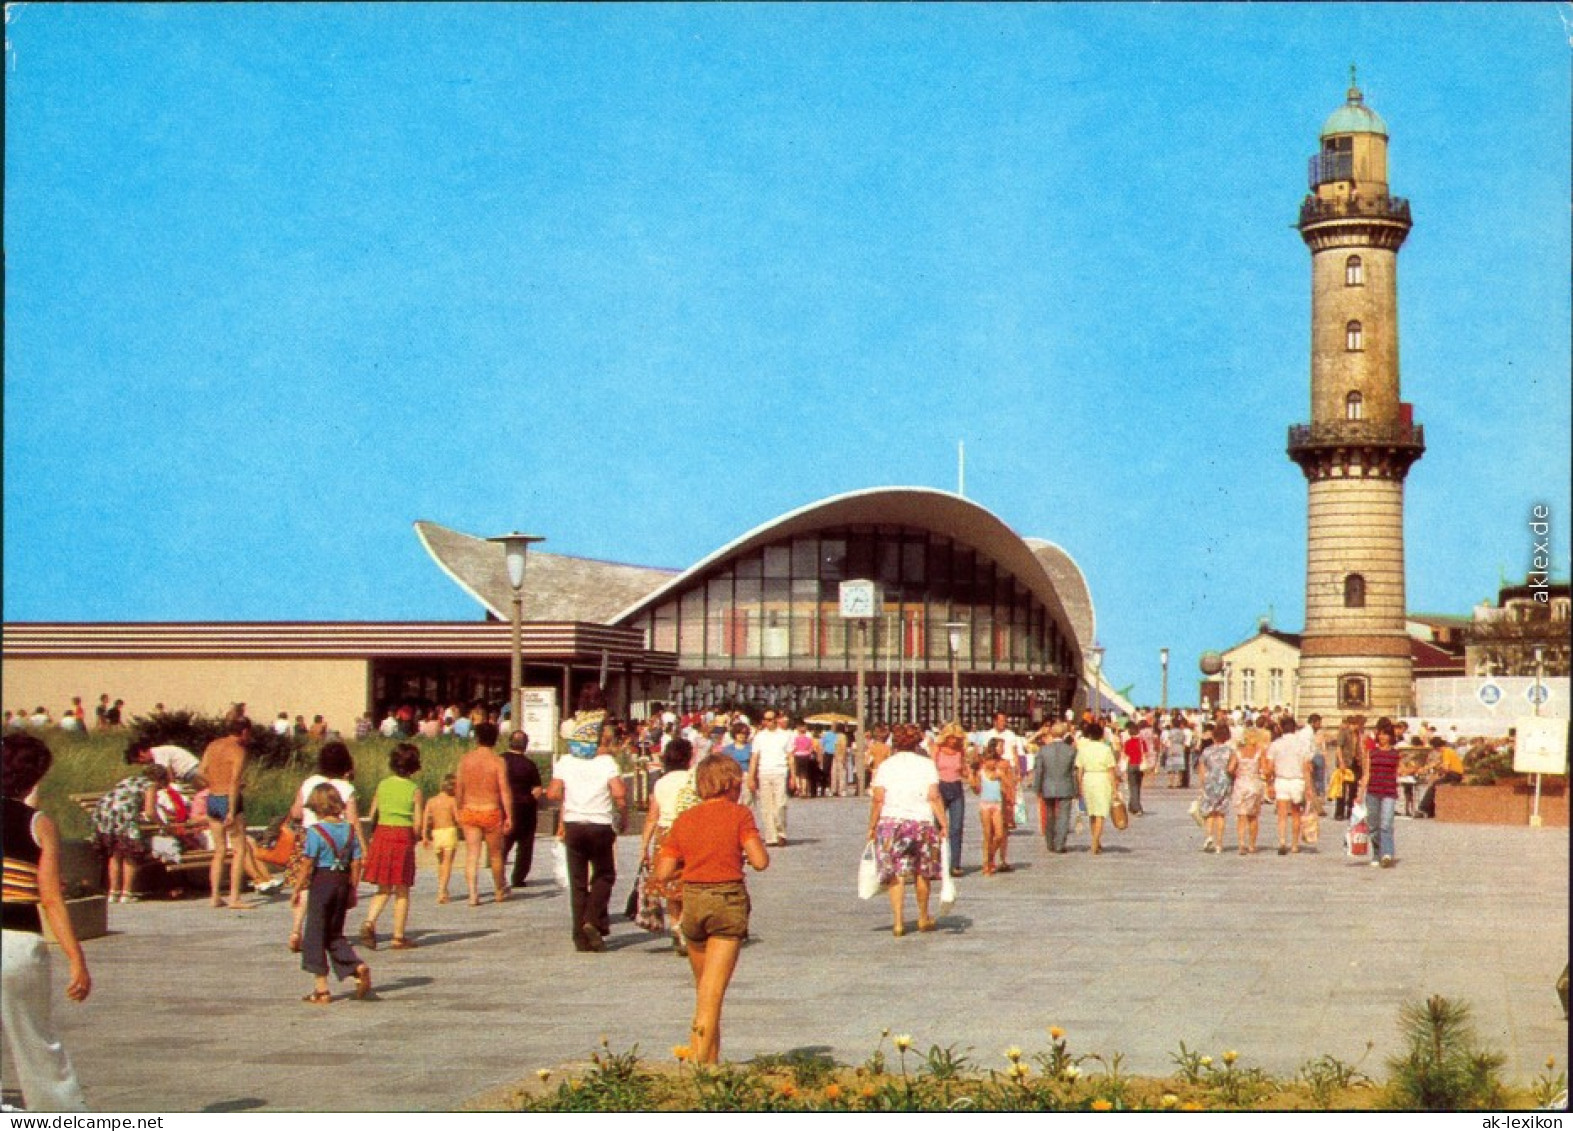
[939,839,957,910]
[857,841,880,900]
[551,839,570,889]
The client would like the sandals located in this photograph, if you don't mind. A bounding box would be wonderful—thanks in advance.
[892,923,905,938]
[353,964,373,1000]
[390,937,417,950]
[918,918,937,933]
[303,990,332,1005]
[359,923,378,950]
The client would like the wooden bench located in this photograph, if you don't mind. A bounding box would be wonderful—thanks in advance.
[69,791,219,893]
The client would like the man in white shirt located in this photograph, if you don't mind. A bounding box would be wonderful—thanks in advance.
[749,709,795,847]
[125,737,203,785]
[1268,719,1312,855]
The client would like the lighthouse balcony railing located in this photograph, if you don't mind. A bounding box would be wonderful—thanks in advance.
[1287,421,1426,451]
[1298,194,1412,226]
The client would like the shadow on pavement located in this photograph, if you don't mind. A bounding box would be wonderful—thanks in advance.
[410,930,499,947]
[204,1098,268,1113]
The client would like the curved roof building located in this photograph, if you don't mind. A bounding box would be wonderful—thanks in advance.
[418,487,1093,724]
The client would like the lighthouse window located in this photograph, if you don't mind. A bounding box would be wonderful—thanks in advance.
[1345,321,1364,351]
[1345,391,1364,420]
[1345,255,1363,286]
[1344,573,1366,608]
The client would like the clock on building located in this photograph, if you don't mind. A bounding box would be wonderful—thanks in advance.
[839,579,878,619]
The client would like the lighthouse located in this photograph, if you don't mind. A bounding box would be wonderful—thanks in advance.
[1288,72,1424,719]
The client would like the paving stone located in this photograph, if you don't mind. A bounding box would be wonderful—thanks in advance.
[1,794,1564,1111]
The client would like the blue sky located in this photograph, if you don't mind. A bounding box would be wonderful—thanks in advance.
[5,4,1569,705]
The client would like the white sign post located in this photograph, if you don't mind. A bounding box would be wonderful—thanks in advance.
[840,580,879,797]
[1513,716,1568,829]
[521,688,559,764]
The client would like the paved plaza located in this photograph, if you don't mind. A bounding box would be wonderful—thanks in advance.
[4,793,1567,1112]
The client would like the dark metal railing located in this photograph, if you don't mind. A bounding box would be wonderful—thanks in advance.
[1287,421,1426,449]
[1298,194,1411,227]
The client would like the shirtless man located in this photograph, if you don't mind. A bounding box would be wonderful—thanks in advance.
[197,716,252,909]
[454,721,514,905]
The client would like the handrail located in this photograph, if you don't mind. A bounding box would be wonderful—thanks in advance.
[1288,421,1425,448]
[1298,195,1411,226]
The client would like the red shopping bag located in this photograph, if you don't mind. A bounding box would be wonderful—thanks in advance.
[1345,803,1370,858]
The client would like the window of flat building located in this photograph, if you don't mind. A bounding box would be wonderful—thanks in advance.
[1269,668,1284,704]
[1241,668,1256,704]
[1345,255,1363,286]
[1346,391,1363,420]
[1346,321,1363,351]
[1344,573,1366,608]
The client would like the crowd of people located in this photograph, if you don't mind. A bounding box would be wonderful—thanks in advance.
[3,688,1517,1108]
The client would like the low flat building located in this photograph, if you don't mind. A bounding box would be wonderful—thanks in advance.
[3,487,1100,735]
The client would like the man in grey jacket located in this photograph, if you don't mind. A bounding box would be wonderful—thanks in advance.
[1031,723,1079,853]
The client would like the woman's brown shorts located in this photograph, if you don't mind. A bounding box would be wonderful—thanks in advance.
[680,881,750,943]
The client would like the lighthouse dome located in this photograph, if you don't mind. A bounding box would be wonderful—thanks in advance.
[1321,85,1388,138]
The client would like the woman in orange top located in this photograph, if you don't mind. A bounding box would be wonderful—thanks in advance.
[654,756,769,1065]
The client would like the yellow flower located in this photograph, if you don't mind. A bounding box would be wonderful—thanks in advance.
[1063,1065,1081,1080]
[1161,1094,1179,1108]
[1005,1046,1023,1062]
[1222,1050,1238,1066]
[1010,1062,1031,1080]
[894,1034,913,1052]
[1548,1057,1557,1070]
[536,1069,551,1083]
[861,1085,877,1099]
[1091,1099,1113,1111]
[1180,1101,1204,1111]
[1049,1026,1066,1040]
[1199,1056,1213,1068]
[672,1045,693,1062]
[776,1081,797,1099]
[824,1083,842,1101]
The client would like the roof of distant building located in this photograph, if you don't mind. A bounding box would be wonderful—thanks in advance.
[413,521,679,623]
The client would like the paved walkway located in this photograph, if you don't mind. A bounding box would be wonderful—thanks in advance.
[4,792,1566,1111]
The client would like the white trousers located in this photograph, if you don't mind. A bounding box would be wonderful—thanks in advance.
[0,930,87,1111]
[757,774,789,844]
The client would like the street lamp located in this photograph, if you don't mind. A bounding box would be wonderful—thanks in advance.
[1159,647,1170,717]
[1090,642,1105,718]
[488,532,544,741]
[945,621,966,724]
[1533,645,1545,718]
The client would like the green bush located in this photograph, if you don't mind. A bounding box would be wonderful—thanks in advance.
[1385,995,1506,1111]
[1462,742,1518,786]
[129,710,303,770]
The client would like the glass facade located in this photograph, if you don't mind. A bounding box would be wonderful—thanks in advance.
[634,524,1077,677]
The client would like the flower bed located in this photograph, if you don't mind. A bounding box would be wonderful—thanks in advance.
[1434,780,1568,826]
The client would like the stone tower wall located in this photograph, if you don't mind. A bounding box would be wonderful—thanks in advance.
[1310,243,1402,424]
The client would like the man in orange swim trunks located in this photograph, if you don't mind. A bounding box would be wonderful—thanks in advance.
[454,722,514,905]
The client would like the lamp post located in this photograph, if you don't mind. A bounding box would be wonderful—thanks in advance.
[1160,647,1170,717]
[945,621,966,724]
[487,532,544,741]
[1090,642,1105,719]
[1532,645,1545,828]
